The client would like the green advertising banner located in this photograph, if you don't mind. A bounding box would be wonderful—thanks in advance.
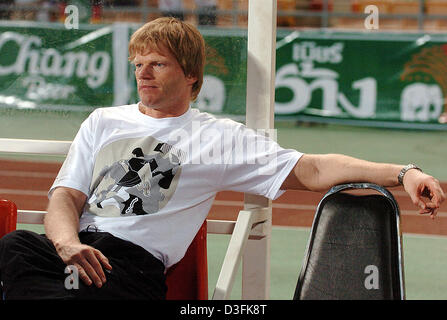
[193,29,248,116]
[190,29,447,129]
[1,21,447,130]
[273,30,447,129]
[0,21,128,111]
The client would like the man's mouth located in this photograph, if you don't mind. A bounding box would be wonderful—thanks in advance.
[139,85,158,90]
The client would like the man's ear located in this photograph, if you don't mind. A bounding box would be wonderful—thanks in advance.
[186,74,198,86]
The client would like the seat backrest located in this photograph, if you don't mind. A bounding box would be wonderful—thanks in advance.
[165,221,208,300]
[0,200,17,238]
[0,199,208,300]
[294,183,405,300]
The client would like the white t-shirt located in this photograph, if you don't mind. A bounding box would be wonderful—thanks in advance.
[50,104,302,268]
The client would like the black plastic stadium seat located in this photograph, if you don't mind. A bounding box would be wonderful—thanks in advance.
[294,183,405,300]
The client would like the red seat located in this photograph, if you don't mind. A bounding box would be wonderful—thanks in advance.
[165,221,208,300]
[0,199,208,300]
[0,200,17,238]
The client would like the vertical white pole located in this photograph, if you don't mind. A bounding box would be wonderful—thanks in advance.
[242,0,277,300]
[112,23,130,106]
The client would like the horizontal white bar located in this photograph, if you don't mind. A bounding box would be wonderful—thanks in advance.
[0,189,48,196]
[16,211,243,235]
[17,210,46,224]
[0,170,56,178]
[0,138,71,155]
[207,219,236,234]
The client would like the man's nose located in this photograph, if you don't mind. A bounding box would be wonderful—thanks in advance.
[137,65,154,79]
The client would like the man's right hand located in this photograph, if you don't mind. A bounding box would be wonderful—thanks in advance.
[45,187,112,288]
[55,241,113,288]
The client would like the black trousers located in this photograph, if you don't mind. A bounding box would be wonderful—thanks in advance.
[0,230,167,300]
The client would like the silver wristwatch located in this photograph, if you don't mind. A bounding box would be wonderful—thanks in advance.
[398,164,422,185]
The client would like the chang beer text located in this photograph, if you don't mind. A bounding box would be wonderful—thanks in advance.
[275,41,377,118]
[0,31,111,101]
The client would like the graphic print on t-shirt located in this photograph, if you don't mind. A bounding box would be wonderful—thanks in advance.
[87,136,184,217]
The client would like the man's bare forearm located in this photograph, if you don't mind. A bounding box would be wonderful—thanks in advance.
[44,186,111,287]
[284,154,403,192]
[44,187,87,248]
[282,153,445,218]
[307,154,403,191]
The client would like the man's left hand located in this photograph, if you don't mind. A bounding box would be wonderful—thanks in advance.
[403,169,446,219]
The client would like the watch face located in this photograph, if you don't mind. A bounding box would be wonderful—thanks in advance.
[399,164,420,185]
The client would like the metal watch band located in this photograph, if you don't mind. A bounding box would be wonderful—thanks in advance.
[398,164,422,185]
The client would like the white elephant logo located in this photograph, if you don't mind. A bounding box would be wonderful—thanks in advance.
[400,83,443,122]
[194,75,226,113]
